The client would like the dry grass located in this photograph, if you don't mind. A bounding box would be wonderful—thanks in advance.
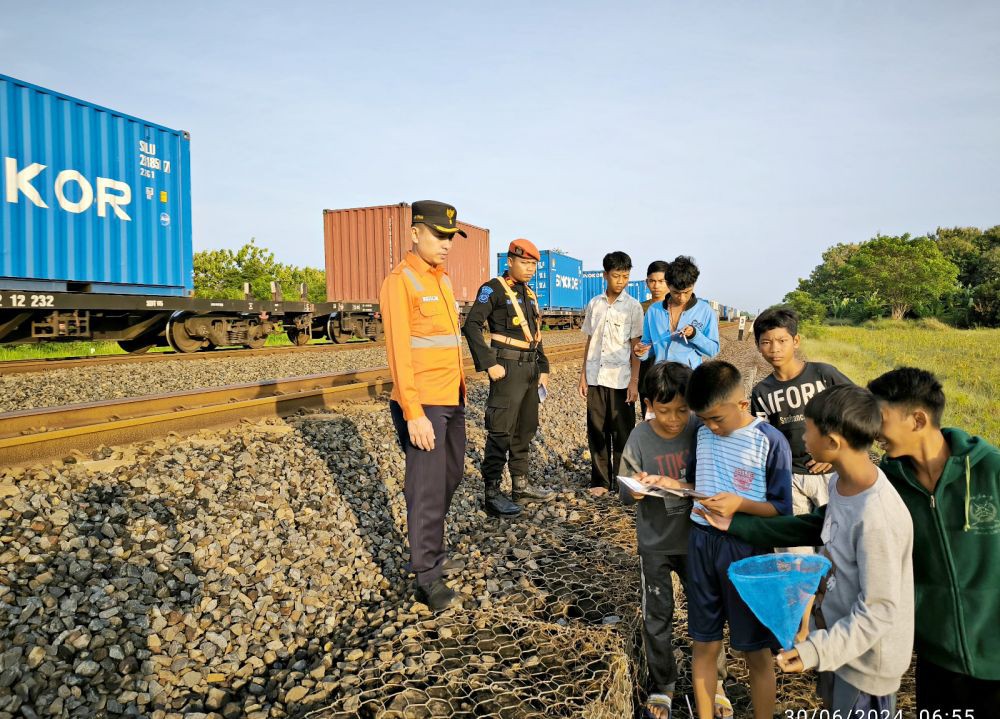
[799,320,999,442]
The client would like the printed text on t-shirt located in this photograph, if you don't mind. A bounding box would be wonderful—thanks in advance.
[754,380,827,415]
[654,450,689,479]
[733,468,755,491]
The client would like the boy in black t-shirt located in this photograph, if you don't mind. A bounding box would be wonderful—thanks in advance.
[750,308,851,548]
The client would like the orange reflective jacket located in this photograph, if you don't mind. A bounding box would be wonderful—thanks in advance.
[380,252,466,421]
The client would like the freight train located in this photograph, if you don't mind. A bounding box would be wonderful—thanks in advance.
[0,74,741,353]
[0,73,326,353]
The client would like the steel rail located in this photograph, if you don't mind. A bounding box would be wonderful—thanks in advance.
[0,339,385,376]
[0,343,586,468]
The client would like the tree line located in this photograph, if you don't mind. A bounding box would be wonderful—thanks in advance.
[193,240,327,303]
[783,226,1000,326]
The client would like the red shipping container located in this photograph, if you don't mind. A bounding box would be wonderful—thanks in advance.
[323,203,490,304]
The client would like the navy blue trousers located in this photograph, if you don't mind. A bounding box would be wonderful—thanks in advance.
[390,401,466,585]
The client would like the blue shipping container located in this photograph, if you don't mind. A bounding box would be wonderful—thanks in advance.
[583,272,649,304]
[627,280,651,303]
[497,250,583,309]
[582,270,603,305]
[534,251,583,309]
[1,74,193,296]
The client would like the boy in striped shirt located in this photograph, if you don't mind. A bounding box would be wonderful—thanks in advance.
[685,361,793,719]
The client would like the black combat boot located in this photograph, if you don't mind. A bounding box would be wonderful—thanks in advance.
[484,480,522,517]
[414,579,460,612]
[511,475,556,503]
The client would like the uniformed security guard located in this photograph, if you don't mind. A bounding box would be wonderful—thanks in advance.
[463,238,557,517]
[380,200,467,612]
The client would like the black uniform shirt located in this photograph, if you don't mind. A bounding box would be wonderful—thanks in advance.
[462,275,550,373]
[750,361,853,473]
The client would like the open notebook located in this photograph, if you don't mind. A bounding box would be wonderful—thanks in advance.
[617,475,711,500]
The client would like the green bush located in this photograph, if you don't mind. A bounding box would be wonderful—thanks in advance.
[781,290,826,323]
[798,321,829,340]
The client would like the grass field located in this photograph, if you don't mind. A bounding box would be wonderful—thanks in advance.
[801,319,999,442]
[0,333,321,361]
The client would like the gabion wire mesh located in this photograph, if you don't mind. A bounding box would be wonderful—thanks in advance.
[307,612,633,719]
[494,521,640,623]
[490,517,648,701]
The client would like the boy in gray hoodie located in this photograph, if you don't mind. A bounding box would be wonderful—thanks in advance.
[698,384,914,713]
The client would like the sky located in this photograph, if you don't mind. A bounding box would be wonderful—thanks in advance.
[3,0,998,312]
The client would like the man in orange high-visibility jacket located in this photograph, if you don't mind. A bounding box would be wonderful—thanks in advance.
[381,200,467,613]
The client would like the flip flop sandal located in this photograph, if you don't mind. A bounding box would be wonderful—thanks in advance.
[642,693,672,719]
[714,693,734,719]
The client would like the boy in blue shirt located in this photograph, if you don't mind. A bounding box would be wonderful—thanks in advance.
[636,256,720,369]
[685,360,793,719]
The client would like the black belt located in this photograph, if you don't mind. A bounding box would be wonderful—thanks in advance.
[495,347,538,362]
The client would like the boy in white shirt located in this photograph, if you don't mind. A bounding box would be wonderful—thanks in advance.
[578,251,645,497]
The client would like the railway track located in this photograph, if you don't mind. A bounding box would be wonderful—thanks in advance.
[0,339,384,376]
[0,342,587,467]
[0,323,737,376]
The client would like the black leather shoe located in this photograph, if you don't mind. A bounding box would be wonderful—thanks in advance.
[484,491,522,517]
[414,579,460,612]
[511,476,555,502]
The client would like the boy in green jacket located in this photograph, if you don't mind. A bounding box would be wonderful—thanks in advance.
[707,367,1000,714]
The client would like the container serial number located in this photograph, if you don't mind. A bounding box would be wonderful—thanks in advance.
[138,153,170,174]
[3,294,55,308]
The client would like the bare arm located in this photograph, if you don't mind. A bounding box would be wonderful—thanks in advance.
[627,336,641,403]
[700,493,781,518]
[578,335,592,398]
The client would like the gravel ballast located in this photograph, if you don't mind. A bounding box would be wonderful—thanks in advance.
[0,330,845,718]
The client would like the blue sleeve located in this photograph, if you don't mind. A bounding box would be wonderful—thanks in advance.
[688,305,720,359]
[760,423,793,515]
[641,311,651,349]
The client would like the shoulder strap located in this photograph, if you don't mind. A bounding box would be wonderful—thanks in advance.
[495,276,534,344]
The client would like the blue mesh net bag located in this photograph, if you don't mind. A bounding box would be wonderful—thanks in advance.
[728,553,832,649]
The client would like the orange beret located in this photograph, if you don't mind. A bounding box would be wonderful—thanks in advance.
[508,238,540,262]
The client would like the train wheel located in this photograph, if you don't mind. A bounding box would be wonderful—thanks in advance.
[287,328,311,346]
[117,338,155,354]
[326,317,344,343]
[166,314,203,353]
[245,334,267,350]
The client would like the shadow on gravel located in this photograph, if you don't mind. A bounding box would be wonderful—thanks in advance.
[293,411,408,589]
[278,409,426,715]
